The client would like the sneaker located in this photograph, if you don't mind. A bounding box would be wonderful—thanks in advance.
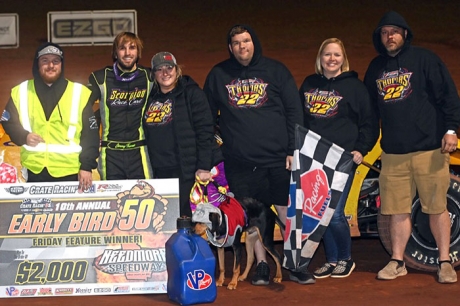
[331,260,356,278]
[438,262,457,284]
[289,266,316,285]
[313,263,335,278]
[251,261,270,285]
[377,260,407,280]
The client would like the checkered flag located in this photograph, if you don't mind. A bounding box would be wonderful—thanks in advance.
[283,124,354,271]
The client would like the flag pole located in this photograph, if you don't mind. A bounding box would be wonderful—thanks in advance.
[361,160,381,173]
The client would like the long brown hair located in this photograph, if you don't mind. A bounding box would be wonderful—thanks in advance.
[112,32,143,62]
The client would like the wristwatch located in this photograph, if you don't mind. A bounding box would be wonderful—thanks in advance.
[446,130,457,135]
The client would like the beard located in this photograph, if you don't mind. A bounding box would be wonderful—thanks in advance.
[384,40,404,57]
[117,58,137,71]
[40,69,61,84]
[386,46,402,56]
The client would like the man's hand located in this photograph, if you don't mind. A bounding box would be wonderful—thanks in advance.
[286,155,293,171]
[441,133,458,153]
[78,170,93,192]
[26,133,44,147]
[351,151,363,164]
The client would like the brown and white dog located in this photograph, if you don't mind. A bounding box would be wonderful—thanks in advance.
[192,196,283,290]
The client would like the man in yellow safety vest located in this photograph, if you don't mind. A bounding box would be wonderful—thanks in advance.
[2,42,99,191]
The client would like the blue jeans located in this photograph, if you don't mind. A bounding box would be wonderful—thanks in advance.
[322,171,354,263]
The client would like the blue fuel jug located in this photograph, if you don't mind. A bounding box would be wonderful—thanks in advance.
[166,217,217,305]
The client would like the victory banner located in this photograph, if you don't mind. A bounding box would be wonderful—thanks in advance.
[283,125,354,270]
[0,179,179,298]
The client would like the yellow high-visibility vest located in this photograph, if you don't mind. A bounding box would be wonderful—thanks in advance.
[11,80,91,177]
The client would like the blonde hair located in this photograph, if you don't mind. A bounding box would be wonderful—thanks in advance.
[315,38,350,75]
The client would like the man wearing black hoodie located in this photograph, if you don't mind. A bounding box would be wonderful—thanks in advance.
[204,25,308,285]
[364,11,460,283]
[2,42,99,191]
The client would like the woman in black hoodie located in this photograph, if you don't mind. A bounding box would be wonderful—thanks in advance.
[143,52,223,218]
[299,38,379,279]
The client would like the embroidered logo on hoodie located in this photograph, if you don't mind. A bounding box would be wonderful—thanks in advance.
[376,68,413,103]
[226,77,268,108]
[144,99,173,125]
[304,89,343,118]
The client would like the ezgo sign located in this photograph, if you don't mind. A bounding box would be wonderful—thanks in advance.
[0,14,19,48]
[48,10,137,46]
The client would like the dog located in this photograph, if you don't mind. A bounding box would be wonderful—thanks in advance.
[192,196,283,290]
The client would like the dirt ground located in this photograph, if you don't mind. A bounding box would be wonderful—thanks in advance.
[1,0,460,305]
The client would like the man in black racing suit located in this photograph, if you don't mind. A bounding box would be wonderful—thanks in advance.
[88,32,153,180]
